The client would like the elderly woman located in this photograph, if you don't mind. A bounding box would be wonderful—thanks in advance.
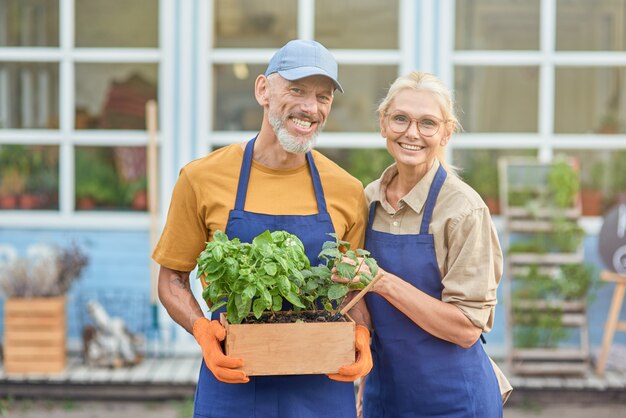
[343,71,511,418]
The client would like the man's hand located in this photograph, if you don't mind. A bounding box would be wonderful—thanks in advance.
[327,325,373,382]
[192,317,250,384]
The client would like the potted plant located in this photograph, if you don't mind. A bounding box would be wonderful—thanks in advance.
[0,242,89,374]
[581,162,605,216]
[0,168,25,209]
[196,230,378,376]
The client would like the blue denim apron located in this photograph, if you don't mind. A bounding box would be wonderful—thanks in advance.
[362,165,502,418]
[193,138,357,418]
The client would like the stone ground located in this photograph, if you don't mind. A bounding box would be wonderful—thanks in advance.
[1,399,625,418]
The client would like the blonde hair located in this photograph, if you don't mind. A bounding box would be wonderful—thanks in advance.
[377,71,460,176]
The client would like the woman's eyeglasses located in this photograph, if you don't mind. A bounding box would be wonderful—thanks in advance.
[384,111,445,137]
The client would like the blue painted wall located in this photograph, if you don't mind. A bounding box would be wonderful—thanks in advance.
[0,229,153,341]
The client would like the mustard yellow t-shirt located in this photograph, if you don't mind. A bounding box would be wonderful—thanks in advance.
[153,143,367,272]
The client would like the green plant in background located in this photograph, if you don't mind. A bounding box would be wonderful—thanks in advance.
[513,307,568,349]
[461,149,499,201]
[511,262,598,348]
[508,188,539,207]
[75,148,126,208]
[347,148,394,186]
[556,263,597,302]
[196,230,378,324]
[551,216,584,252]
[547,156,579,208]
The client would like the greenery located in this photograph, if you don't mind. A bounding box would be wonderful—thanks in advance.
[511,262,598,348]
[196,230,378,324]
[546,156,579,208]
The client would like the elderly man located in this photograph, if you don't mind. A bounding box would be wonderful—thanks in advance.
[153,39,371,418]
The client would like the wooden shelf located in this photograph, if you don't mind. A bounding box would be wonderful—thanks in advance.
[508,251,584,265]
[500,157,589,377]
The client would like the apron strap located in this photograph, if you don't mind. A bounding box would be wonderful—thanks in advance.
[234,137,329,214]
[419,164,448,235]
[234,137,257,211]
[306,151,329,214]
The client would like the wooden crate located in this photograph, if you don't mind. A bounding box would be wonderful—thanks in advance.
[220,312,355,376]
[3,296,66,374]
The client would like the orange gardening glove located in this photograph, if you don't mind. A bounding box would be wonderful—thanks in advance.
[327,325,373,382]
[192,317,249,384]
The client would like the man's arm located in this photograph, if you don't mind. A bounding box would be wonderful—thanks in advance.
[157,265,204,334]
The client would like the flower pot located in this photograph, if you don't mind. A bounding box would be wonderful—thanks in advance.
[581,189,602,216]
[220,312,355,376]
[3,296,66,374]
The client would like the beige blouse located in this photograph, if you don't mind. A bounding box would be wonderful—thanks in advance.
[364,159,503,332]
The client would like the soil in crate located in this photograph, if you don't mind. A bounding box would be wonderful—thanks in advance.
[239,310,347,324]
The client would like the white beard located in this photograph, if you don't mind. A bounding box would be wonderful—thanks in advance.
[269,114,320,154]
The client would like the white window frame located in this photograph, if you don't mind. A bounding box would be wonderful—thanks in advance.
[440,0,626,233]
[0,0,175,231]
[196,0,419,155]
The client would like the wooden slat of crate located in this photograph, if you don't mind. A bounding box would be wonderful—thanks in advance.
[507,206,581,219]
[513,300,586,312]
[509,252,584,265]
[222,313,355,376]
[3,297,66,375]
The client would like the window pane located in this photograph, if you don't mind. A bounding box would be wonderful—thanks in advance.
[0,62,59,129]
[75,146,147,211]
[555,67,625,134]
[452,148,537,215]
[75,63,158,130]
[75,0,158,48]
[213,64,264,131]
[557,0,626,51]
[555,150,625,215]
[0,0,59,47]
[0,144,59,210]
[315,0,398,49]
[455,66,539,133]
[318,148,394,186]
[326,65,397,132]
[213,64,396,132]
[455,0,540,50]
[213,0,296,48]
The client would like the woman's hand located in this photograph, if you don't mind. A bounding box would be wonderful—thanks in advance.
[331,255,372,284]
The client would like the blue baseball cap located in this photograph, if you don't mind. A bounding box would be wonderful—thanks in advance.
[265,39,343,93]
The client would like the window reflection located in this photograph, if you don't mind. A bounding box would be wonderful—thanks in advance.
[75,0,158,48]
[0,144,59,210]
[557,0,626,51]
[0,0,59,47]
[555,67,625,134]
[315,0,398,49]
[75,146,147,211]
[213,64,396,132]
[213,64,264,131]
[75,63,158,130]
[214,0,296,48]
[0,62,59,129]
[325,65,397,132]
[455,0,540,50]
[455,66,539,133]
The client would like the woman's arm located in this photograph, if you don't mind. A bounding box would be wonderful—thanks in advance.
[371,270,482,348]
